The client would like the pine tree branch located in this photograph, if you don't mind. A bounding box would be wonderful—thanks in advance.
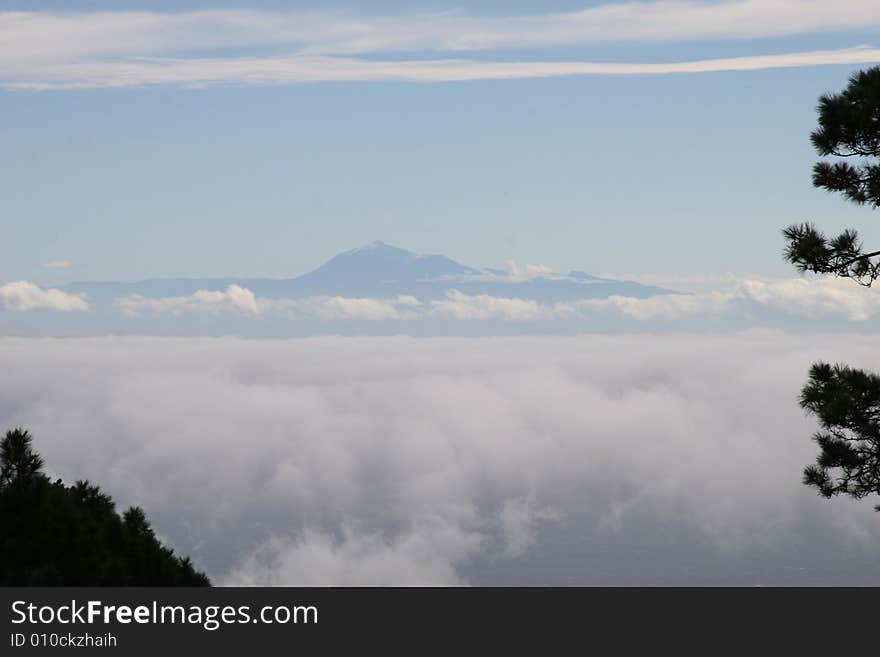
[840,249,880,268]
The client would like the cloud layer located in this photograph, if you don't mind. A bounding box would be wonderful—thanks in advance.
[108,275,880,324]
[3,3,880,88]
[3,333,880,585]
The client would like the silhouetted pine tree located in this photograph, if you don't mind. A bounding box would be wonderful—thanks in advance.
[780,67,880,509]
[0,428,209,585]
[783,67,880,284]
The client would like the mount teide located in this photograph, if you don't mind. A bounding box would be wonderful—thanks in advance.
[61,241,674,304]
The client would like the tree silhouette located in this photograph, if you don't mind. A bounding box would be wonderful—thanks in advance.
[800,364,880,510]
[0,428,44,489]
[780,66,880,509]
[0,427,210,585]
[783,67,880,286]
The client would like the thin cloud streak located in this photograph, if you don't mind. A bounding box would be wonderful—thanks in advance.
[8,46,880,90]
[4,2,880,89]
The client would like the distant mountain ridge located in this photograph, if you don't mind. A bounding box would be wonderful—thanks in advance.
[62,241,676,303]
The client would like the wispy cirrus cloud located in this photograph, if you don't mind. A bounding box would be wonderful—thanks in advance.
[4,2,880,60]
[9,47,880,90]
[3,2,880,89]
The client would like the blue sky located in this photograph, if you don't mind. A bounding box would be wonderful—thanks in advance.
[3,1,880,284]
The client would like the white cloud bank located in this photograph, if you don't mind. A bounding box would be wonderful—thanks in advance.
[3,2,880,88]
[3,334,880,585]
[0,281,88,312]
[114,286,421,321]
[431,291,545,320]
[115,285,258,317]
[274,295,422,321]
[110,275,880,324]
[585,277,880,321]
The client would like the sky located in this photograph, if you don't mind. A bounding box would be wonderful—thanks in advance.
[4,1,880,285]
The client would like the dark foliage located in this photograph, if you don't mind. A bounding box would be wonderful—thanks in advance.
[783,66,880,285]
[800,364,880,510]
[783,67,880,510]
[0,428,209,586]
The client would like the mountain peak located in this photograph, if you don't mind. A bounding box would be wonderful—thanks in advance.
[351,240,402,253]
[57,242,680,324]
[291,242,478,293]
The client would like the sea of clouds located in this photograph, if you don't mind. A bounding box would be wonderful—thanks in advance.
[3,332,880,585]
